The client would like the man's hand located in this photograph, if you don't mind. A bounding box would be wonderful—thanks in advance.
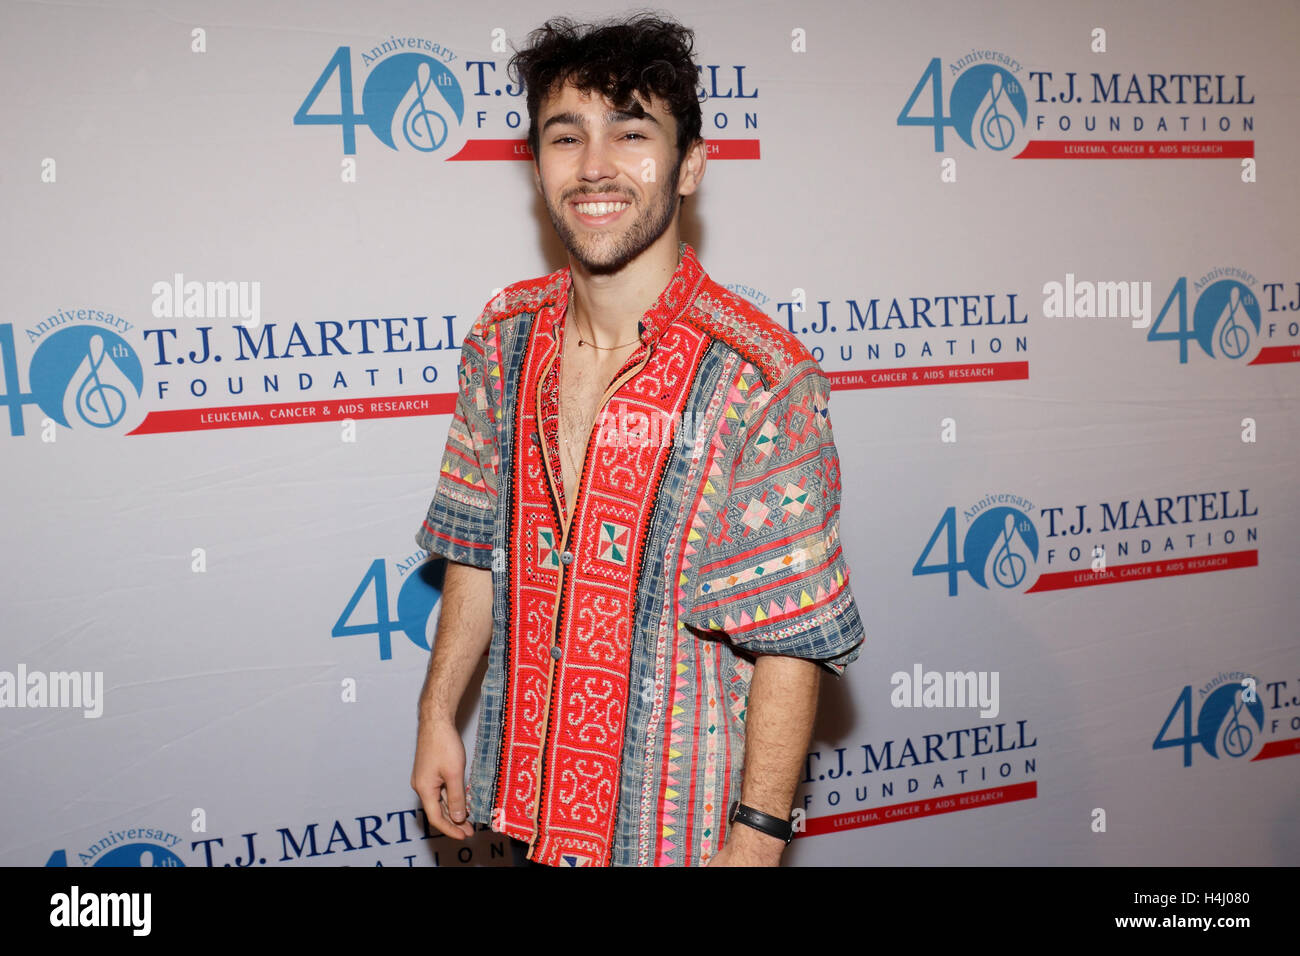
[411,714,475,840]
[409,560,493,840]
[706,823,787,867]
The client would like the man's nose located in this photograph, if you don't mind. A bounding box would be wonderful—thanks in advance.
[579,137,618,182]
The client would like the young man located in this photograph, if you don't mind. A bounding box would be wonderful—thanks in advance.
[410,13,865,867]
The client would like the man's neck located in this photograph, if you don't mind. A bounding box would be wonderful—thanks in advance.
[566,231,682,347]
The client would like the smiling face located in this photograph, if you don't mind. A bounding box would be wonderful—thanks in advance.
[533,81,702,275]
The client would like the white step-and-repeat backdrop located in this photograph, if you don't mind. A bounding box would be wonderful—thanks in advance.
[3,0,1297,867]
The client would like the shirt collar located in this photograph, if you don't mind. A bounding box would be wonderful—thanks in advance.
[544,241,706,347]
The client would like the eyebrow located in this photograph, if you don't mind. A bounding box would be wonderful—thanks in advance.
[540,108,664,135]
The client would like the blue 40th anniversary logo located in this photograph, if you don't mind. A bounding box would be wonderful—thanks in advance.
[1155,676,1263,767]
[1148,273,1262,363]
[914,498,1040,596]
[46,828,186,867]
[1142,268,1300,366]
[0,321,144,436]
[294,40,468,155]
[1152,672,1300,768]
[899,55,1028,152]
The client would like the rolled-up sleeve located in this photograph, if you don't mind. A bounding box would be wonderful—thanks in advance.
[682,363,865,675]
[414,318,500,569]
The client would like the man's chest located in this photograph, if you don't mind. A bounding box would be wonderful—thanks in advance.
[510,307,725,558]
[554,348,629,511]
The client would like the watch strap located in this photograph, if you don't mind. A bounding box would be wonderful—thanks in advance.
[728,801,794,844]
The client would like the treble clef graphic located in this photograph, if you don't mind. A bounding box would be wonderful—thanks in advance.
[979,72,1015,151]
[76,334,126,428]
[992,513,1027,588]
[1220,690,1253,757]
[402,62,448,152]
[1215,285,1251,359]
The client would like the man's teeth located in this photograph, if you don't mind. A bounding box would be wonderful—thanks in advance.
[575,201,629,216]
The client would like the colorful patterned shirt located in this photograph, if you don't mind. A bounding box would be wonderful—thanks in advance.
[415,242,865,866]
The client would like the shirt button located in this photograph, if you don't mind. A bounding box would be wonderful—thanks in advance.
[561,550,574,565]
[550,646,562,660]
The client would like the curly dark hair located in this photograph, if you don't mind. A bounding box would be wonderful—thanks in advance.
[508,12,704,170]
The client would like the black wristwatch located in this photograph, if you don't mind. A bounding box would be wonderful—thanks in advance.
[728,801,794,844]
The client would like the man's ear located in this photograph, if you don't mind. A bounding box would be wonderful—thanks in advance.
[678,137,707,199]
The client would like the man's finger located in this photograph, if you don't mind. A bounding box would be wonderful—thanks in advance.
[416,778,469,840]
[444,768,469,827]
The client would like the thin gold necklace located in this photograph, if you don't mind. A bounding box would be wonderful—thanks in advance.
[571,309,640,350]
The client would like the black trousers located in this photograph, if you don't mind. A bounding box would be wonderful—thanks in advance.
[509,837,550,867]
